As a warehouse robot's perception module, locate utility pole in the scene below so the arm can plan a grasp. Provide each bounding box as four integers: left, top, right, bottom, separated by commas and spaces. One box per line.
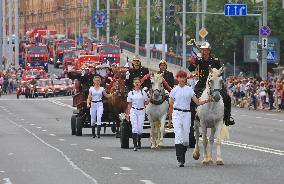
0, 0, 3, 70
146, 0, 150, 60
8, 0, 12, 66
195, 0, 200, 45
96, 0, 100, 41
3, 0, 7, 63
135, 0, 139, 55
258, 14, 262, 77
15, 0, 19, 68
201, 0, 206, 42
106, 0, 110, 43
233, 51, 236, 76
64, 0, 68, 38
162, 0, 166, 60
182, 0, 186, 68
88, 0, 92, 38
261, 0, 267, 80
75, 0, 77, 47
78, 1, 81, 46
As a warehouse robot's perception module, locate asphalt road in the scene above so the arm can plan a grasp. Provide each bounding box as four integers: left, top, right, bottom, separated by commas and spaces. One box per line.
0, 92, 284, 184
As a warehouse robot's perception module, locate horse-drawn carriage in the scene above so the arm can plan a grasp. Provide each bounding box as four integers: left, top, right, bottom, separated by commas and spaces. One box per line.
71, 67, 129, 137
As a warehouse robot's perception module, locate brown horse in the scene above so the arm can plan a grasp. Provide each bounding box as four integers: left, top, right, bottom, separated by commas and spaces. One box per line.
109, 78, 128, 137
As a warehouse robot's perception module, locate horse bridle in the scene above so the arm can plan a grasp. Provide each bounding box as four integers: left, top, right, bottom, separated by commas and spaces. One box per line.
207, 75, 222, 97
149, 85, 167, 105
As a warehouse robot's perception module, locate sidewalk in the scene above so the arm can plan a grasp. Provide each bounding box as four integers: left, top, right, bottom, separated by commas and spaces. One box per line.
122, 50, 190, 76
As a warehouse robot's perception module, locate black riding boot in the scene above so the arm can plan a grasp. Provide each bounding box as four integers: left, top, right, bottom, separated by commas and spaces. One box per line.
221, 90, 235, 126
175, 144, 184, 167
132, 133, 138, 151
92, 126, 96, 138
97, 125, 101, 138
181, 145, 187, 165
137, 134, 142, 149
116, 126, 120, 138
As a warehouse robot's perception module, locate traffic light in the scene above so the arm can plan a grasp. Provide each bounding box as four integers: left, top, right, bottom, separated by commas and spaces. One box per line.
256, 43, 262, 62
167, 3, 176, 23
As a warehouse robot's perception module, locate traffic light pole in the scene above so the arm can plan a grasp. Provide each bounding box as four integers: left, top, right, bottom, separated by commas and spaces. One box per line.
8, 0, 13, 66
261, 0, 268, 80
162, 0, 166, 60
146, 0, 151, 60
135, 0, 140, 55
182, 0, 186, 68
15, 0, 19, 68
0, 0, 3, 70
258, 15, 262, 78
195, 0, 200, 45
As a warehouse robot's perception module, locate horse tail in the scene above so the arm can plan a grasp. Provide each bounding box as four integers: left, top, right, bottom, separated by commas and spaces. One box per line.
219, 124, 229, 141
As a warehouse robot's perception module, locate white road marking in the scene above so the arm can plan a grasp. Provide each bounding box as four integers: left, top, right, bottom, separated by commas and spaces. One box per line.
20, 119, 25, 121
269, 129, 274, 132
48, 100, 76, 110
70, 144, 77, 146
36, 127, 42, 129
30, 124, 35, 126
0, 171, 5, 173
271, 119, 278, 121
101, 157, 112, 160
3, 178, 12, 184
42, 130, 47, 132
140, 180, 155, 184
223, 141, 284, 156
266, 113, 276, 116
58, 139, 65, 141
280, 120, 283, 122
8, 153, 14, 156
120, 167, 132, 171
248, 126, 252, 129
8, 119, 98, 184
256, 117, 261, 119
49, 134, 56, 136
85, 149, 94, 152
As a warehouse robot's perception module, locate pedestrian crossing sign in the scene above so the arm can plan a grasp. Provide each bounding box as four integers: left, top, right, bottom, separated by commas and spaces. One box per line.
267, 50, 276, 62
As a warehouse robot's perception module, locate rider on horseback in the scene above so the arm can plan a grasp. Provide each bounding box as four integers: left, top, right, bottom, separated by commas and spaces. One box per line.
188, 41, 235, 126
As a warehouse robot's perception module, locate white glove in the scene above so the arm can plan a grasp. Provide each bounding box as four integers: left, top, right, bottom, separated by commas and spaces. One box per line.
143, 87, 148, 92
197, 53, 202, 58
125, 71, 130, 79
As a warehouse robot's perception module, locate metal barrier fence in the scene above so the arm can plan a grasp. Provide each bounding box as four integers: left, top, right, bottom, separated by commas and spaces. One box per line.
120, 41, 187, 68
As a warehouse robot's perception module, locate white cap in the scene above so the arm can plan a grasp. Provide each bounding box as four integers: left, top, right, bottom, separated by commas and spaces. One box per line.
200, 41, 211, 49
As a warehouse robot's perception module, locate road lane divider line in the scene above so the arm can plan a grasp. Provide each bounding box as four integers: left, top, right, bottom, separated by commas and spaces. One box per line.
70, 144, 77, 146
42, 130, 47, 132
140, 180, 155, 184
101, 157, 112, 160
8, 153, 14, 156
36, 127, 42, 129
3, 178, 12, 184
30, 124, 35, 126
7, 119, 98, 184
58, 139, 65, 141
85, 149, 94, 152
47, 99, 76, 110
0, 171, 5, 173
49, 134, 56, 136
120, 167, 132, 171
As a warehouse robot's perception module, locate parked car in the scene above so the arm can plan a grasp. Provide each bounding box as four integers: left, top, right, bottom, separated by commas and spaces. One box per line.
51, 78, 69, 96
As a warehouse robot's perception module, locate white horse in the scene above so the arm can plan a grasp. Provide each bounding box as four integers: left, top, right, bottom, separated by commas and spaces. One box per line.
193, 66, 229, 165
146, 73, 169, 149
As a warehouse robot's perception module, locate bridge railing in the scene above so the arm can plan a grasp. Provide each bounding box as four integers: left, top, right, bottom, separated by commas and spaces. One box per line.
120, 41, 186, 67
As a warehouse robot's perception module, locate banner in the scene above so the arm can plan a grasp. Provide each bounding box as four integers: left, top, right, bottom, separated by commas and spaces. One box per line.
93, 10, 107, 28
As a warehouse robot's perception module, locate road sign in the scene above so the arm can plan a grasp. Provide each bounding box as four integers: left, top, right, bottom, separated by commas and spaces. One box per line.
93, 10, 107, 28
199, 28, 208, 38
262, 38, 268, 49
267, 50, 276, 62
224, 4, 247, 16
260, 25, 271, 37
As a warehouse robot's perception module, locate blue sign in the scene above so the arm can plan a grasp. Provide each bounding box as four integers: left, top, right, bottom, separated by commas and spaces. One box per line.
267, 50, 276, 62
93, 10, 107, 28
224, 4, 247, 16
260, 26, 271, 37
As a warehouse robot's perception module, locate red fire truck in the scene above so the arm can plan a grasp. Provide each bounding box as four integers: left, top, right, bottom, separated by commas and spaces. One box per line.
54, 40, 76, 68
97, 44, 121, 65
23, 44, 49, 72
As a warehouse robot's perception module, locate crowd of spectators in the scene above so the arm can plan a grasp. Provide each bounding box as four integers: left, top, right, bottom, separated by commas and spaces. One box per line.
0, 64, 23, 95
225, 76, 284, 111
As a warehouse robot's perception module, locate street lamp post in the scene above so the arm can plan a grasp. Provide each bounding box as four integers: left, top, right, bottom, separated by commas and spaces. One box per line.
175, 30, 182, 54
152, 27, 158, 49
135, 0, 140, 55
0, 0, 3, 70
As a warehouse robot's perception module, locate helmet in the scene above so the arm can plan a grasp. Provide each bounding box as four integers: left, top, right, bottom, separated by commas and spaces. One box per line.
200, 41, 211, 49
159, 60, 167, 66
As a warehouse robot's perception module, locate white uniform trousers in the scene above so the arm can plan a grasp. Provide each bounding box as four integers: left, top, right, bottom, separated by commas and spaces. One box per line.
172, 110, 191, 146
90, 102, 104, 126
130, 108, 145, 134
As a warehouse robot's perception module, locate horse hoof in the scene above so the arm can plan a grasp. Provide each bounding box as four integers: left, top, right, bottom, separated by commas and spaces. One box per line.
151, 145, 156, 149
208, 159, 214, 165
192, 151, 200, 160
216, 159, 224, 165
202, 159, 209, 165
